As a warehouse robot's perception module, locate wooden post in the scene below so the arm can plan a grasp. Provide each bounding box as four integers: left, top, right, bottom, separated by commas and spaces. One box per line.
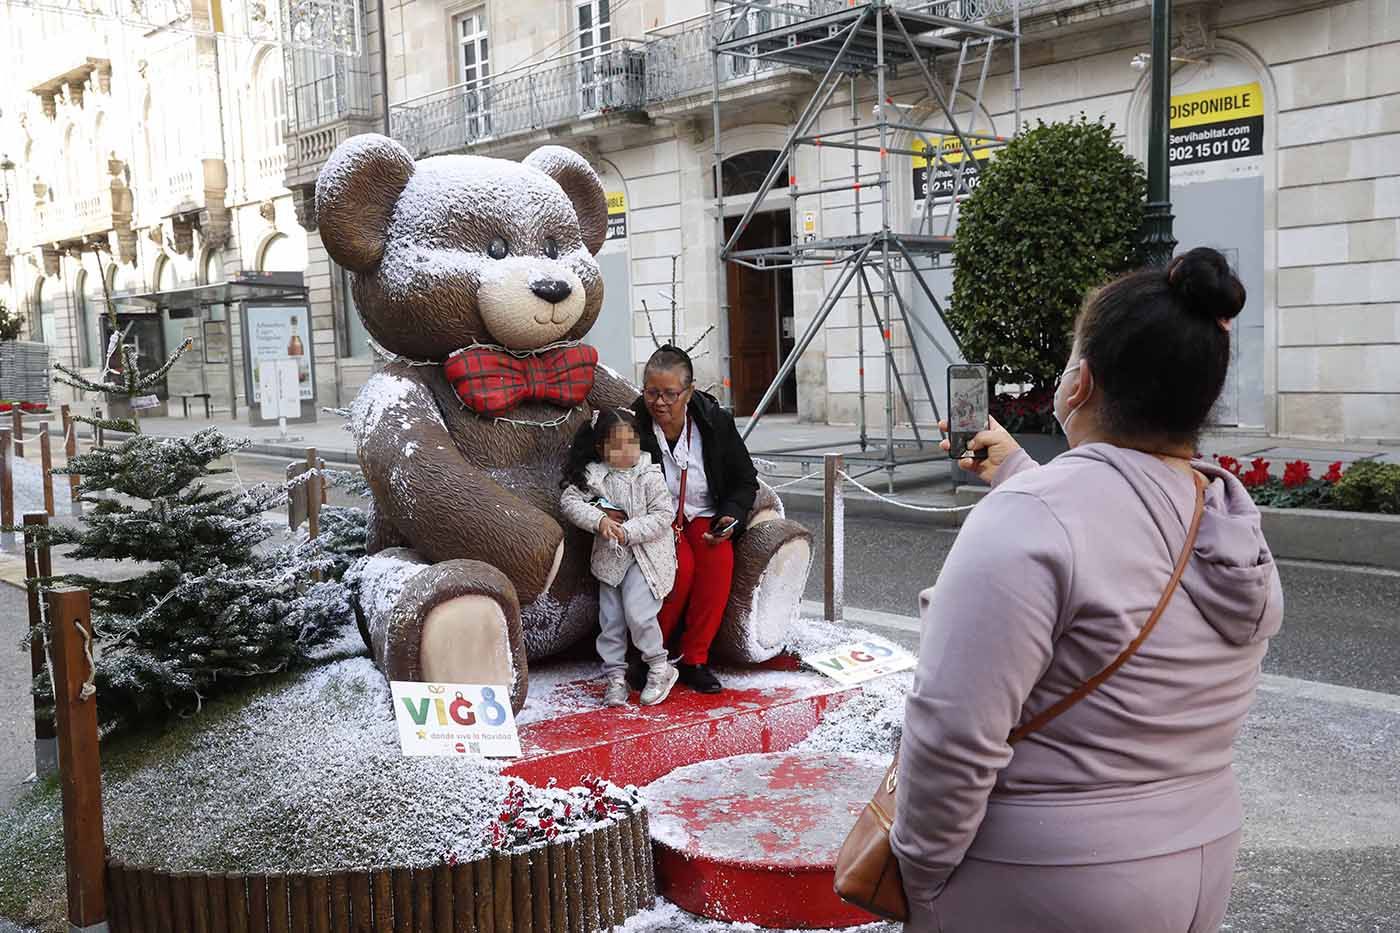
12, 408, 24, 458
471, 857, 493, 933
1, 429, 14, 549
370, 868, 394, 933
348, 871, 373, 933
527, 849, 550, 933
563, 840, 582, 933
546, 844, 566, 933
306, 448, 322, 540
490, 852, 512, 933
328, 872, 351, 933
226, 874, 250, 933
24, 513, 56, 777
509, 854, 530, 933
62, 404, 81, 510
310, 873, 332, 933
48, 585, 107, 931
448, 863, 474, 933
823, 453, 845, 623
413, 868, 433, 933
591, 831, 610, 932
430, 865, 451, 933
39, 420, 54, 516
392, 867, 413, 933
247, 875, 270, 933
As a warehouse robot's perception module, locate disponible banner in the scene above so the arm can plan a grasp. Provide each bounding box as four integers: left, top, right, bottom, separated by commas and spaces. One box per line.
246, 305, 313, 403
1169, 82, 1264, 185
391, 681, 523, 758
606, 191, 628, 240
912, 134, 998, 203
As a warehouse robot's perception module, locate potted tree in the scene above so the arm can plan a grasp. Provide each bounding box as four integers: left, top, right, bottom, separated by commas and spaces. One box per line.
947, 116, 1147, 466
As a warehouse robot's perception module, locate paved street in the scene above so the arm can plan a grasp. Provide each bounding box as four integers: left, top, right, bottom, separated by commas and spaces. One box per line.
2, 454, 1398, 930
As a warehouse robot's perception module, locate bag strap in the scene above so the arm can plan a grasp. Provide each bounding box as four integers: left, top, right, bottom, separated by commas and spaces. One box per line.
1007, 470, 1207, 746
672, 417, 692, 535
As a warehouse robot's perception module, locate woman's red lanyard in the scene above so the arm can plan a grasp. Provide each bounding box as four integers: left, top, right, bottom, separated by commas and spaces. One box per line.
672, 417, 692, 542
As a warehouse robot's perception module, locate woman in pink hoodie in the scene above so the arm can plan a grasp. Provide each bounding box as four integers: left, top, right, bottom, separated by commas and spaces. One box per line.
891, 247, 1284, 932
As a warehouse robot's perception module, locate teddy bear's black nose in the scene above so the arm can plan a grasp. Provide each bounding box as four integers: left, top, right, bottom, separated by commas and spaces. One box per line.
531, 278, 573, 304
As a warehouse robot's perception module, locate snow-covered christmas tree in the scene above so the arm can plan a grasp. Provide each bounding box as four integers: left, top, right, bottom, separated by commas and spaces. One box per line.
18, 249, 356, 727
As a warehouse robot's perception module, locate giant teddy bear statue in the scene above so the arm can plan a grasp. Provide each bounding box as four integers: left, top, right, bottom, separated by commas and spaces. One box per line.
317, 134, 813, 711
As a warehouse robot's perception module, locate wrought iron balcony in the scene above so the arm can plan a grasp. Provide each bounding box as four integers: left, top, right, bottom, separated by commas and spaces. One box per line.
390, 39, 647, 159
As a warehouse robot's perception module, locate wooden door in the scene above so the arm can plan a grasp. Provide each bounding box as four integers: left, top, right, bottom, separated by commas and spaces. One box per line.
726, 211, 789, 417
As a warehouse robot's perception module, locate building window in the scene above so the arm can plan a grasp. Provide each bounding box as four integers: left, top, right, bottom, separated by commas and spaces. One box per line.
259, 233, 305, 272
34, 279, 57, 347
254, 50, 287, 155
338, 264, 371, 358
718, 150, 788, 198
75, 270, 104, 368
455, 9, 491, 138
576, 0, 611, 113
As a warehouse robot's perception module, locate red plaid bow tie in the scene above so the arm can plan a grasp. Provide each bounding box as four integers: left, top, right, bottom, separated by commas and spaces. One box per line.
444, 344, 599, 417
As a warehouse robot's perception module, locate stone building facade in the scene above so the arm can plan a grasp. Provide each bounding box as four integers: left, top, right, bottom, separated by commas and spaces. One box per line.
0, 0, 366, 415
8, 0, 1392, 440
350, 0, 1396, 440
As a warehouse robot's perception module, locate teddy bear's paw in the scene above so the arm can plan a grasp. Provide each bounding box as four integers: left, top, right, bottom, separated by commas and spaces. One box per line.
713, 520, 814, 664
422, 595, 519, 695
366, 555, 530, 712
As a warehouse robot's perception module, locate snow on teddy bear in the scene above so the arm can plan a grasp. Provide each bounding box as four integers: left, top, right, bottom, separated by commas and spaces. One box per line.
317, 134, 813, 711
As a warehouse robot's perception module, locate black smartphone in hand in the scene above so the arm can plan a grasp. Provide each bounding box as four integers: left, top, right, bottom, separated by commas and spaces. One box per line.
947, 363, 990, 461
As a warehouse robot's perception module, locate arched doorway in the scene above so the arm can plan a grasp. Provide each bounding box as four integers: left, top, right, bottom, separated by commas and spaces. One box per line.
720, 149, 795, 416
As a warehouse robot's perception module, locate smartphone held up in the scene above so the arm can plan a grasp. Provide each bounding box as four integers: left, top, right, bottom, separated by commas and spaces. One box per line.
947, 364, 990, 462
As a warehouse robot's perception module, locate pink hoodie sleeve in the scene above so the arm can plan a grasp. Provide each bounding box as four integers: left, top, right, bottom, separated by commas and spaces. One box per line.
989, 447, 1039, 488
890, 488, 1074, 908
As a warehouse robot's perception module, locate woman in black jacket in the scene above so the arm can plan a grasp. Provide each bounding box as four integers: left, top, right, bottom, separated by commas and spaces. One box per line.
629, 345, 759, 693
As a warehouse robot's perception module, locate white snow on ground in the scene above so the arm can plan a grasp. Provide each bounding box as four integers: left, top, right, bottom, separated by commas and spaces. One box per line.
619, 900, 898, 933
101, 652, 513, 872
514, 660, 607, 725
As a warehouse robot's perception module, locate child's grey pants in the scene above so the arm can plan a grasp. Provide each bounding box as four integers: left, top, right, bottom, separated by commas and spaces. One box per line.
597, 562, 667, 675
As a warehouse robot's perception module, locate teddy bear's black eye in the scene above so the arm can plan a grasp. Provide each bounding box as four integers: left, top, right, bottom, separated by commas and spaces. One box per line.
488, 237, 509, 260
543, 238, 560, 260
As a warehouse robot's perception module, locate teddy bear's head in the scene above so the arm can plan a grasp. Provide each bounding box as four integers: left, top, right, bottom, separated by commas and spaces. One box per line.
316, 134, 609, 358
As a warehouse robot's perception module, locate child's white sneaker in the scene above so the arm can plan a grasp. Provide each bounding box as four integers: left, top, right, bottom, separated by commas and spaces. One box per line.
603, 675, 629, 707
640, 661, 679, 706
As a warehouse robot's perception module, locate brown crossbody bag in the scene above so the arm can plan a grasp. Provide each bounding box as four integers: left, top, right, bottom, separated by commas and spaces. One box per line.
834, 472, 1207, 922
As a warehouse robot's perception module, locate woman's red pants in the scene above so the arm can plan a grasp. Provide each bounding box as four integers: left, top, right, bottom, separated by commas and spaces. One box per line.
658, 516, 735, 665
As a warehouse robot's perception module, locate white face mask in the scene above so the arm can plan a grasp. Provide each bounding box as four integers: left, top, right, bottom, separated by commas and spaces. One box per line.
1053, 361, 1085, 439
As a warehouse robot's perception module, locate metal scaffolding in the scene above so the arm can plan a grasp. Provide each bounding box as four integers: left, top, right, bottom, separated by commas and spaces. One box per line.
709, 0, 1022, 487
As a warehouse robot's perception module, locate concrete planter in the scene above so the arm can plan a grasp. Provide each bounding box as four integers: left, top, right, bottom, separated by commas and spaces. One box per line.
1257, 507, 1400, 571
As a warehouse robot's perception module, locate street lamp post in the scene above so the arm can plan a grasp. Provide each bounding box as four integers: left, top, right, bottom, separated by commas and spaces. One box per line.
1142, 0, 1177, 266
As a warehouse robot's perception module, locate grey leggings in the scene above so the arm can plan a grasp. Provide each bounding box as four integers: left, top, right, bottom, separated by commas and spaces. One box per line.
596, 562, 666, 675
907, 830, 1241, 933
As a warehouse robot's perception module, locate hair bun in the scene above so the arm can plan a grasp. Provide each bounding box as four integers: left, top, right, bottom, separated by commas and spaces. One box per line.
1166, 247, 1246, 322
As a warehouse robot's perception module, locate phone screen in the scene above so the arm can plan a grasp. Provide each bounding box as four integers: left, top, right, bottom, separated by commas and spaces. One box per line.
947, 365, 990, 461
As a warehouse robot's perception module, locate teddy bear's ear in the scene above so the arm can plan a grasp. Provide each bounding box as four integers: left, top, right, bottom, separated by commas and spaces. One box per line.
523, 146, 608, 256
316, 134, 415, 273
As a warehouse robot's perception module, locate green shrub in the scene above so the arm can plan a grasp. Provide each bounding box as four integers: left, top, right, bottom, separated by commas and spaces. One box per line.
948, 116, 1147, 391
1332, 461, 1400, 514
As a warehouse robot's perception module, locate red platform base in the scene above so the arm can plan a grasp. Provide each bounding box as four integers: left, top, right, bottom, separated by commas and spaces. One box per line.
645, 752, 886, 929
505, 665, 851, 790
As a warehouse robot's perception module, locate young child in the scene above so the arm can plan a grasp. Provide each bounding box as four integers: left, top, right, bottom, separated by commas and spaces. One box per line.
560, 408, 680, 707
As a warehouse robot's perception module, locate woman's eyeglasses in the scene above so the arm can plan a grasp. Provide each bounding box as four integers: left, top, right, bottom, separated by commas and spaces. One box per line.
643, 388, 687, 404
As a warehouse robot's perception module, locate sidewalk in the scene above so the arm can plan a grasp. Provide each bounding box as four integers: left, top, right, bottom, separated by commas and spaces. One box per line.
37, 402, 1400, 519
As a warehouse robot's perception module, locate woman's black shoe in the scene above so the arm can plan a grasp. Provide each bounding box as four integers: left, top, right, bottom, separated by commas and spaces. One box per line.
677, 663, 723, 694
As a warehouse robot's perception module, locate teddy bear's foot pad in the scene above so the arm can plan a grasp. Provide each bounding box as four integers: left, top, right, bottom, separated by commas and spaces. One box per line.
715, 520, 814, 664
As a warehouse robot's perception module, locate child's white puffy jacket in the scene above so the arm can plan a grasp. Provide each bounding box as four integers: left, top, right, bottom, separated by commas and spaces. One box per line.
559, 453, 677, 600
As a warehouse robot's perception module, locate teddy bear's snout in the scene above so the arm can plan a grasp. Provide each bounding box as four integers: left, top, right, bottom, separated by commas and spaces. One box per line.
530, 278, 573, 305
